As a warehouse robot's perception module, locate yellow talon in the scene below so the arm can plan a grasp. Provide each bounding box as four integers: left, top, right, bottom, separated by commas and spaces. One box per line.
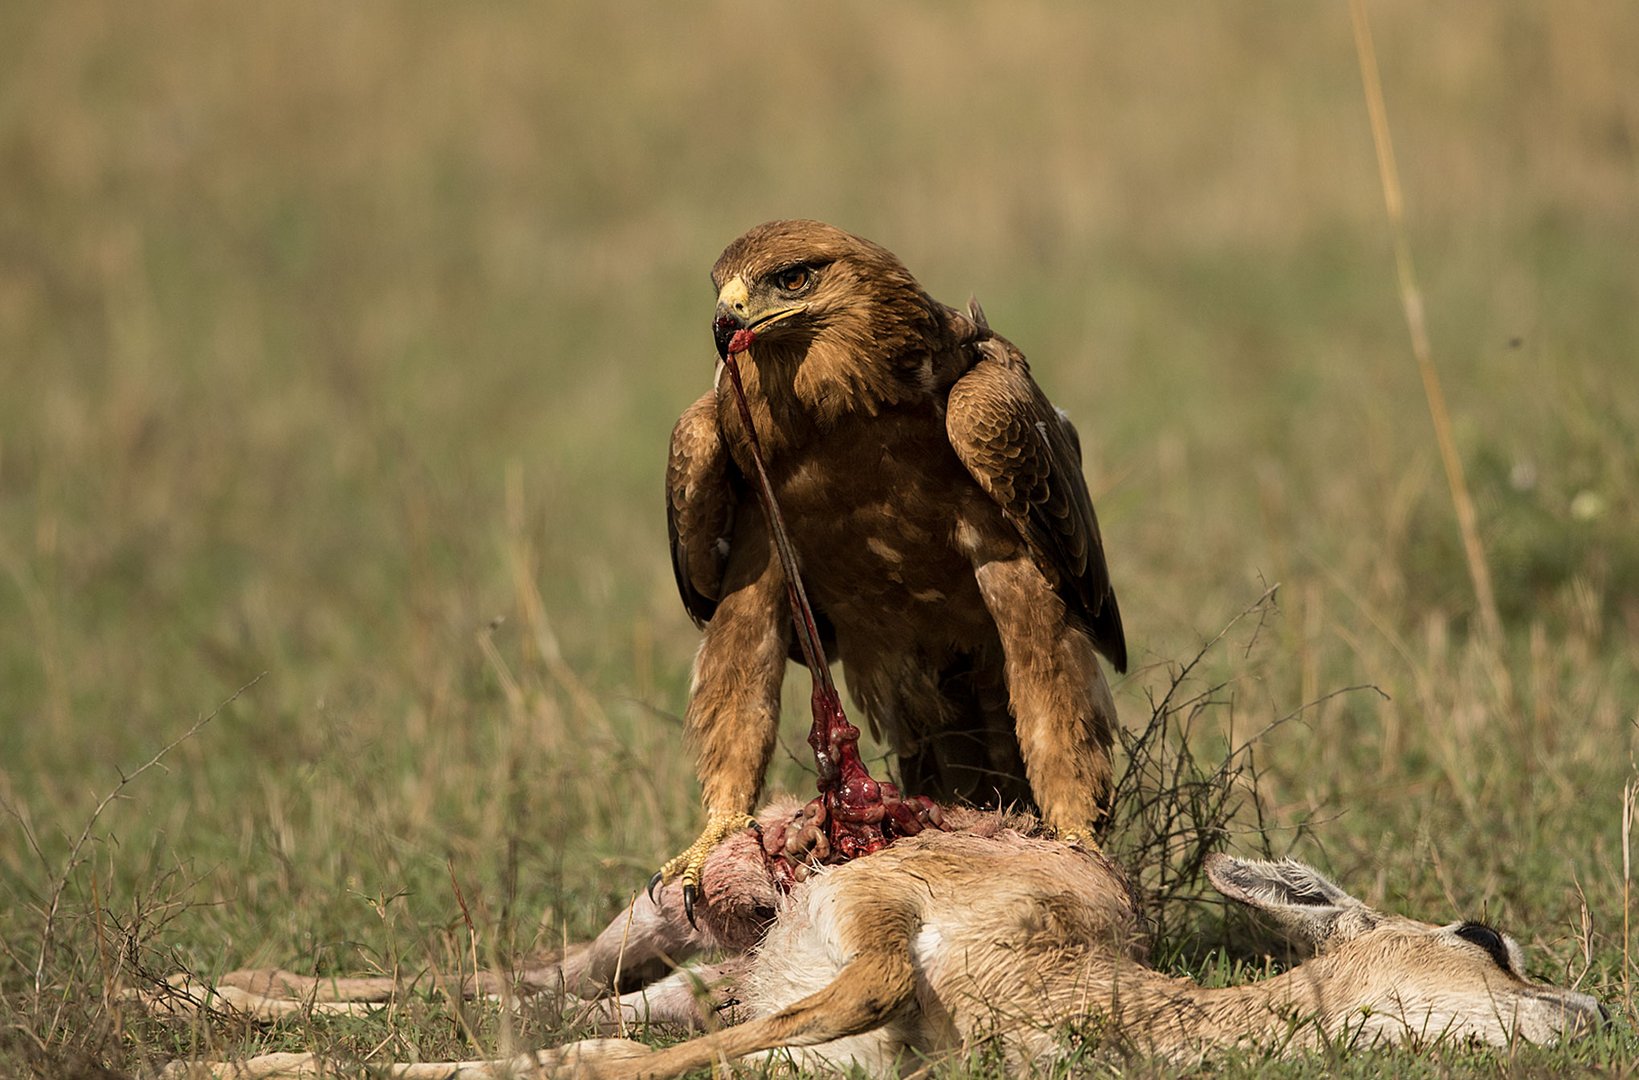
1058, 828, 1101, 851
651, 810, 757, 925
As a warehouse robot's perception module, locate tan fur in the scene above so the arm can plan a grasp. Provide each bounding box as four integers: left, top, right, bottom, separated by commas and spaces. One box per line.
158, 800, 1602, 1077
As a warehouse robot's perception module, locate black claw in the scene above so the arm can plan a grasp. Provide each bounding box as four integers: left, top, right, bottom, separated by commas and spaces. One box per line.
683, 883, 698, 928
647, 872, 663, 905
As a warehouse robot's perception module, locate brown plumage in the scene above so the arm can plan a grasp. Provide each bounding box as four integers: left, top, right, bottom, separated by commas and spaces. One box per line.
668, 220, 1126, 842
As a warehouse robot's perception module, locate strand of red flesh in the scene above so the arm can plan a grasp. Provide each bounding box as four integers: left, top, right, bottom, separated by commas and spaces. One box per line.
721, 329, 942, 864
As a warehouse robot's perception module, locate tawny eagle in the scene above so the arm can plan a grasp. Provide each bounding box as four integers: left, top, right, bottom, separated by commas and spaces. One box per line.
661, 220, 1126, 883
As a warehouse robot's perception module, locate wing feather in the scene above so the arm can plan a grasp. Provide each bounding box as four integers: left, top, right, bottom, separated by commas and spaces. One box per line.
666, 391, 737, 627
946, 339, 1127, 672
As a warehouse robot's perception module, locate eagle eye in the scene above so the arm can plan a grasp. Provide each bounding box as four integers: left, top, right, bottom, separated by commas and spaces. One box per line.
773, 265, 812, 294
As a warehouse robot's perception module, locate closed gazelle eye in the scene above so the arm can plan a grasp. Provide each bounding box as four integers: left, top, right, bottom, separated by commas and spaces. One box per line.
773, 265, 812, 293
1454, 922, 1513, 972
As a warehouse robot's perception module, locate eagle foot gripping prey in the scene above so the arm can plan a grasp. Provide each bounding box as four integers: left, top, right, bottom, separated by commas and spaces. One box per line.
649, 809, 757, 924
653, 320, 950, 921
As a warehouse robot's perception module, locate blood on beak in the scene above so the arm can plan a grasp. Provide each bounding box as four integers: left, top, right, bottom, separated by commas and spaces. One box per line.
713, 313, 750, 359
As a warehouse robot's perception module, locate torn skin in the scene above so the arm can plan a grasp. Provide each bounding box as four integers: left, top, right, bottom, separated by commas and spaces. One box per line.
716, 325, 945, 873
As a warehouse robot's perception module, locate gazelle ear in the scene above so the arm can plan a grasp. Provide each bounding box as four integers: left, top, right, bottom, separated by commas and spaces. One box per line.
1204, 854, 1381, 947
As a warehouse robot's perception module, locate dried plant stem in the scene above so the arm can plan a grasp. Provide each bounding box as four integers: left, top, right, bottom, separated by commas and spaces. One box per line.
1623, 779, 1634, 1012
611, 893, 639, 1039
1348, 0, 1502, 645
32, 673, 265, 994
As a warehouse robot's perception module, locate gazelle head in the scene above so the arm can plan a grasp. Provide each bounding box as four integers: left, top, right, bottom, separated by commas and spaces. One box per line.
1205, 854, 1608, 1048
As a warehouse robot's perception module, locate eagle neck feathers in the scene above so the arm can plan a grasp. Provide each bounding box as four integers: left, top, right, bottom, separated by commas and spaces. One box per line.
720, 288, 974, 451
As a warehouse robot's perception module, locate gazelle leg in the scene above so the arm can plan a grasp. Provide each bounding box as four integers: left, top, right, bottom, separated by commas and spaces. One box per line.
598, 928, 919, 1079
520, 879, 713, 997
571, 959, 749, 1033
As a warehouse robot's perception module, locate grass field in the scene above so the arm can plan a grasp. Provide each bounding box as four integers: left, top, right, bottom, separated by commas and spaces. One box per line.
3, 2, 1638, 1075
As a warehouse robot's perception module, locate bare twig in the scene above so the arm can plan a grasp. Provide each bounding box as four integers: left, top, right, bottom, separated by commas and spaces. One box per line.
1348, 0, 1502, 644
1110, 589, 1279, 940
1144, 583, 1281, 732
1110, 588, 1383, 954
33, 673, 265, 995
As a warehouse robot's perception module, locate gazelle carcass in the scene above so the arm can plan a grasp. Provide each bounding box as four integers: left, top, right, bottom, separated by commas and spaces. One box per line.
158, 797, 1604, 1078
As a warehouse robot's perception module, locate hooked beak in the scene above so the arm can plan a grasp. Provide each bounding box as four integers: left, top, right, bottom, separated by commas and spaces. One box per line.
713, 275, 807, 359
712, 312, 748, 360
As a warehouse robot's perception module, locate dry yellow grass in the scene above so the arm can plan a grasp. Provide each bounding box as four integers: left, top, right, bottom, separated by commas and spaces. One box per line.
1, 3, 1636, 1075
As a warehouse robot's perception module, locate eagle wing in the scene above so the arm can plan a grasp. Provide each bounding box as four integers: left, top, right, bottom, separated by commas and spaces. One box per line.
666, 390, 737, 627
945, 337, 1128, 672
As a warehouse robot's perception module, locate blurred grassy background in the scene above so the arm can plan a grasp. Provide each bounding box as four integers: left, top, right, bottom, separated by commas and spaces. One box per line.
2, 2, 1637, 1075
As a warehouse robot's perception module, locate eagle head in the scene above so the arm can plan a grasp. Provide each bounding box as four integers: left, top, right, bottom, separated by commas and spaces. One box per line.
709, 220, 932, 369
